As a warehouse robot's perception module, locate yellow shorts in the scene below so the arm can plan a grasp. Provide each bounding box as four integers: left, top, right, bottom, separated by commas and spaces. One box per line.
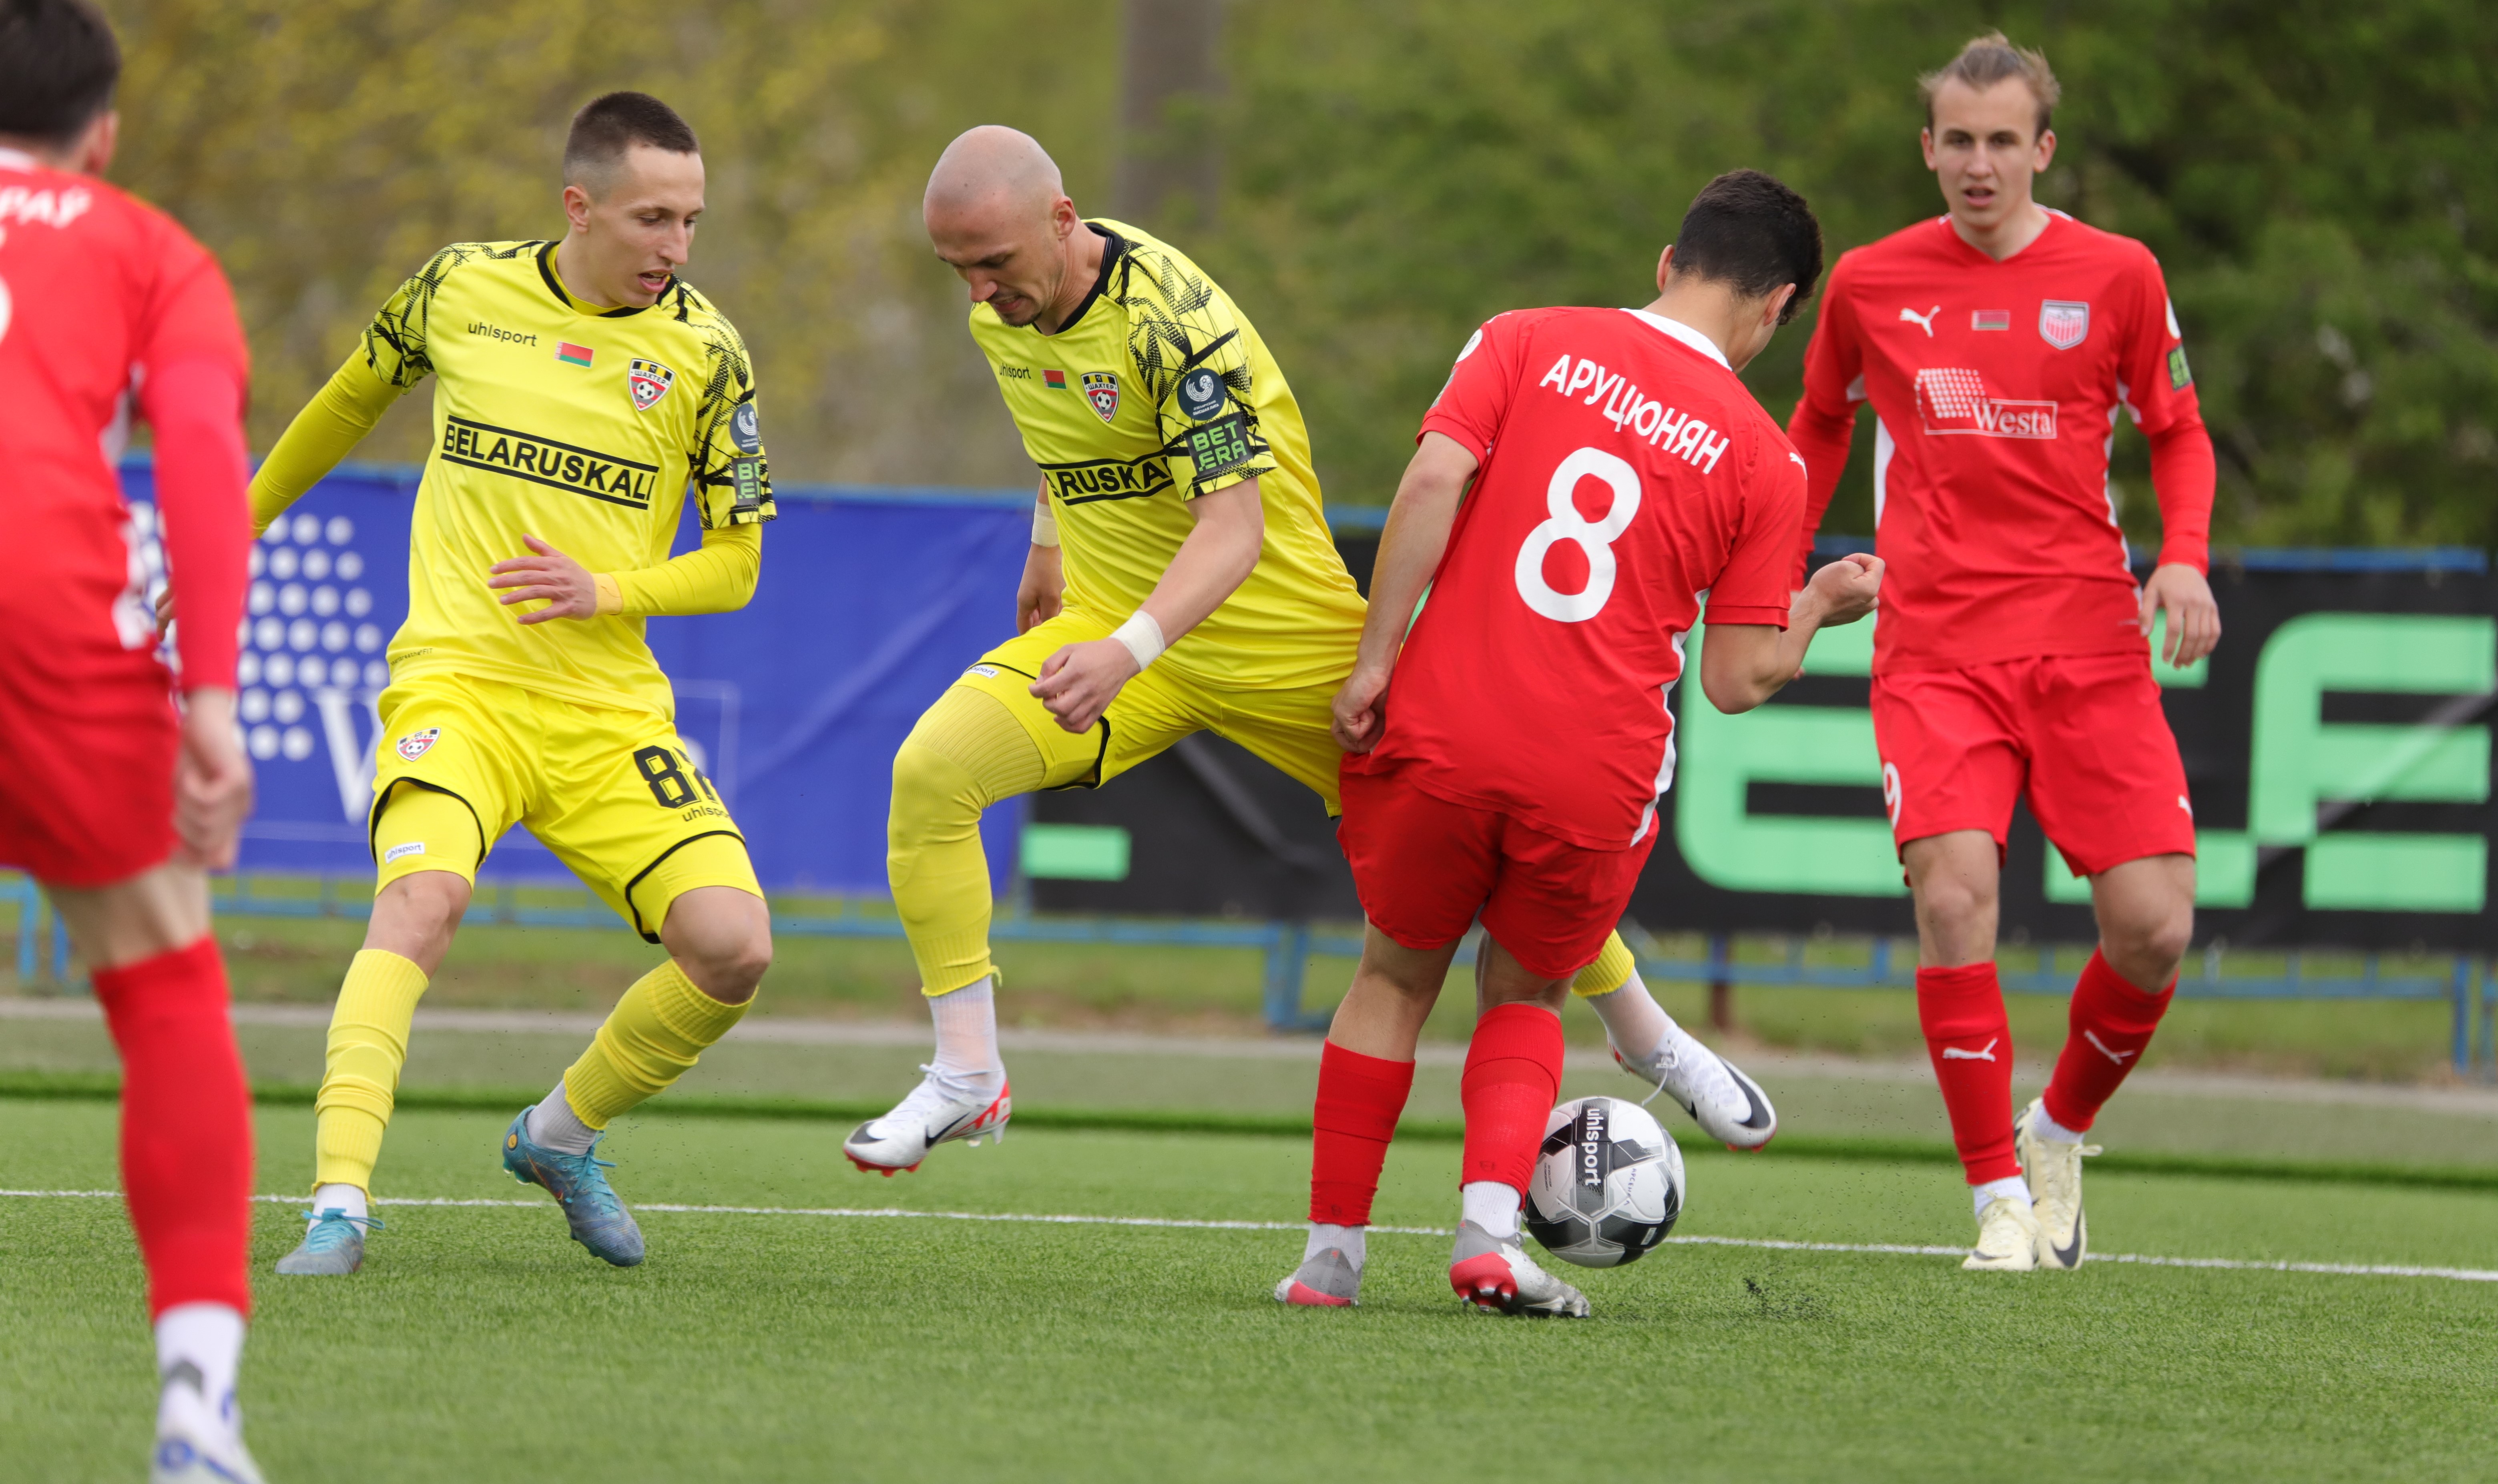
366, 674, 761, 942
960, 610, 1350, 811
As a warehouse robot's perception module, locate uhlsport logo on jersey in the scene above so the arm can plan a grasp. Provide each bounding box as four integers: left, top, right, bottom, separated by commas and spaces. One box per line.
2038, 299, 2091, 349
628, 358, 675, 411
396, 728, 440, 761
1081, 371, 1120, 423
1916, 367, 2057, 439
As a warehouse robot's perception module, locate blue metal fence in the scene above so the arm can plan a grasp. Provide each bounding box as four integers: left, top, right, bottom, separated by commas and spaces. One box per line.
6, 872, 2488, 1077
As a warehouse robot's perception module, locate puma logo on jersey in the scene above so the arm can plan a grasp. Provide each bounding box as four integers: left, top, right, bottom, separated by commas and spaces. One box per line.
2084, 1031, 2137, 1065
1899, 305, 1940, 336
1941, 1040, 1998, 1062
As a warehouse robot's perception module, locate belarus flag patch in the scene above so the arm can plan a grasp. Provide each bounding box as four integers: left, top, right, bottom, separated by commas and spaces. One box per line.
557, 342, 594, 367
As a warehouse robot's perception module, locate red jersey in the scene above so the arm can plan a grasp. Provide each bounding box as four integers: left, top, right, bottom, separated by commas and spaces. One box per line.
1352, 307, 1803, 851
0, 149, 250, 689
1788, 212, 2210, 675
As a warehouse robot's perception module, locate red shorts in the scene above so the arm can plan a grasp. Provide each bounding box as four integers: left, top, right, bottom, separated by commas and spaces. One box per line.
1338, 763, 1652, 980
1871, 650, 2195, 878
0, 514, 180, 887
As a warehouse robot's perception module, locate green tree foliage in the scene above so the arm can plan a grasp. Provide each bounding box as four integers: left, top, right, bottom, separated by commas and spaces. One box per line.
1216, 1, 2498, 549
99, 2, 2495, 549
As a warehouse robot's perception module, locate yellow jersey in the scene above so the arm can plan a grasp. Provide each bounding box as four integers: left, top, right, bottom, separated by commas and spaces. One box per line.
969, 219, 1365, 689
341, 239, 773, 717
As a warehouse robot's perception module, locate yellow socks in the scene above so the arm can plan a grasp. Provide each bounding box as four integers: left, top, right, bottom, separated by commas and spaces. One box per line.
313, 949, 430, 1191
887, 686, 1045, 995
560, 961, 751, 1128
1571, 931, 1639, 999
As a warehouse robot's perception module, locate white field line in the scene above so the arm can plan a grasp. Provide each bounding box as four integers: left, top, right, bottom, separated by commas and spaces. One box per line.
7, 1188, 2495, 1284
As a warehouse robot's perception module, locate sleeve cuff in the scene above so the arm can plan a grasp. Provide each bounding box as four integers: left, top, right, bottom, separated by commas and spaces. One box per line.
1702, 604, 1791, 628
1416, 413, 1489, 463
594, 573, 624, 616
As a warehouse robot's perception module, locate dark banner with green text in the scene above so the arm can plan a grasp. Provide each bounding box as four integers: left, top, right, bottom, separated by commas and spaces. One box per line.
1030, 554, 2494, 953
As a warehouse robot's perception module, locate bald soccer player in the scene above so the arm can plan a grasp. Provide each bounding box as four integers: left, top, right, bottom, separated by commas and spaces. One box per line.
844, 127, 1774, 1186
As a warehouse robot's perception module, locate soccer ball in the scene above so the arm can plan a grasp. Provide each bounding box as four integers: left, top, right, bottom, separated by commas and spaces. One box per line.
1524, 1096, 1685, 1268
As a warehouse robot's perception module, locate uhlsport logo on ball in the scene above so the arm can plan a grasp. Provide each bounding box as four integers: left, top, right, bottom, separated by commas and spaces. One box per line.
1524, 1097, 1685, 1268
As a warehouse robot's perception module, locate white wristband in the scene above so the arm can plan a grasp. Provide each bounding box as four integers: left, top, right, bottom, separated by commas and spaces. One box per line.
1031, 502, 1060, 548
1111, 611, 1166, 671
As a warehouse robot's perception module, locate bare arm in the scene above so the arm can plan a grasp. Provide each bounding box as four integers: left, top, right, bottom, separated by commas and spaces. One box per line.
1018, 481, 1065, 634
1029, 478, 1266, 732
1333, 432, 1479, 752
1699, 552, 1884, 714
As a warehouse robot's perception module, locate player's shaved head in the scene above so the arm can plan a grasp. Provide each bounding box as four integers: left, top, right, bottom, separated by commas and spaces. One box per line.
924, 126, 1102, 333
924, 126, 1065, 232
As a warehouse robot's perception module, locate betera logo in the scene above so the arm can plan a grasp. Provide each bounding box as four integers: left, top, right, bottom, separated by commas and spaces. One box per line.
1916, 368, 2057, 439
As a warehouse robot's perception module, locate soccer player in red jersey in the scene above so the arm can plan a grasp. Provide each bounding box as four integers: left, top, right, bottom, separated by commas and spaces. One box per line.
1786, 33, 2222, 1273
1275, 172, 1882, 1316
0, 3, 265, 1477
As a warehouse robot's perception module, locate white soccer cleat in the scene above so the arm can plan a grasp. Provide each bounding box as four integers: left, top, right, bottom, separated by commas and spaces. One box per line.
1614, 1025, 1778, 1150
1448, 1219, 1590, 1318
2016, 1097, 2100, 1271
1962, 1195, 2042, 1272
1273, 1247, 1363, 1308
842, 1065, 1011, 1175
151, 1370, 267, 1484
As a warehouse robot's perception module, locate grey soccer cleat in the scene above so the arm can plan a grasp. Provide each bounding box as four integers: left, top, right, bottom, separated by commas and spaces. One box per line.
1448, 1219, 1590, 1318
1274, 1247, 1362, 1308
273, 1206, 381, 1275
502, 1108, 645, 1267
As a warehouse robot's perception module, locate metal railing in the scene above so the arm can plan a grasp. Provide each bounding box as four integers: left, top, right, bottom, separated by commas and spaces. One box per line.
7, 872, 2489, 1077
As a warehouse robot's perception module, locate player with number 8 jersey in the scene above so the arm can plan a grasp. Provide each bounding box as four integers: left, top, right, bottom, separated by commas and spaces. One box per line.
1277, 172, 1882, 1316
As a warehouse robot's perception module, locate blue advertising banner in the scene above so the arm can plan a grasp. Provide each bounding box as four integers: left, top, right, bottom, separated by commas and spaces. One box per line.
120, 461, 1033, 897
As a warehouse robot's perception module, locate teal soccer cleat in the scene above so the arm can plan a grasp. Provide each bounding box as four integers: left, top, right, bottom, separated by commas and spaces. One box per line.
502, 1108, 646, 1267
273, 1206, 382, 1276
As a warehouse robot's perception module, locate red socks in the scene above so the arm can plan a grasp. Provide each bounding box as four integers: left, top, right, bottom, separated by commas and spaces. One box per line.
1459, 1003, 1564, 1195
2042, 949, 2173, 1133
92, 936, 253, 1319
1916, 963, 2019, 1185
1308, 1041, 1416, 1225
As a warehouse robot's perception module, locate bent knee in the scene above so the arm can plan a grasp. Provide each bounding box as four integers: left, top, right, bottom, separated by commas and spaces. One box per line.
2105, 904, 2193, 979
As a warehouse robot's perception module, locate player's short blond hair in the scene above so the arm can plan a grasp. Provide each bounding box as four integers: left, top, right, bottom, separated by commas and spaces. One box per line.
1920, 31, 2060, 140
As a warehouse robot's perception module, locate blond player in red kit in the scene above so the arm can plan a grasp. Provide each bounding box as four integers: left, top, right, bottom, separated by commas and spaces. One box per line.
0, 2, 267, 1477
1275, 171, 1881, 1316
1787, 33, 2222, 1273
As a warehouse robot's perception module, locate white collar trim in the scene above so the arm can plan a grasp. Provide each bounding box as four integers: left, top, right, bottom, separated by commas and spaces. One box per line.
0, 146, 42, 172
1622, 309, 1731, 370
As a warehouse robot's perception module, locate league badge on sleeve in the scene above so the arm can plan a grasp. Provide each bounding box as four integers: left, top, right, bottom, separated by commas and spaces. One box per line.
1082, 371, 1120, 424
1177, 367, 1227, 421
732, 401, 761, 453
628, 358, 676, 411
396, 728, 440, 761
2038, 300, 2090, 350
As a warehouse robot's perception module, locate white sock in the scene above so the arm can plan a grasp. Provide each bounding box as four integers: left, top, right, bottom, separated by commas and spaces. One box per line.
1584, 968, 1671, 1066
155, 1302, 244, 1425
1303, 1221, 1365, 1270
2030, 1101, 2087, 1144
1460, 1181, 1522, 1241
526, 1079, 599, 1155
307, 1183, 367, 1228
1973, 1176, 2033, 1219
929, 977, 1005, 1096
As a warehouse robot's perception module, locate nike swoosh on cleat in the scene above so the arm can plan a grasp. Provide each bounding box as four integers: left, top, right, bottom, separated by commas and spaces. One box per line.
2050, 1205, 2084, 1268
1724, 1063, 1775, 1131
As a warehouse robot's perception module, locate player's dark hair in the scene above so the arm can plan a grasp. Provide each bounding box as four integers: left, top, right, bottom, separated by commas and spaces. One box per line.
1666, 169, 1823, 326
1921, 31, 2060, 139
0, 0, 121, 147
563, 90, 700, 189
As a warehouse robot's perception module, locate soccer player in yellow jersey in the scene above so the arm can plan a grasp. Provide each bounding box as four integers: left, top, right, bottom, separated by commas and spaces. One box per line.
239, 93, 777, 1273
848, 126, 1779, 1175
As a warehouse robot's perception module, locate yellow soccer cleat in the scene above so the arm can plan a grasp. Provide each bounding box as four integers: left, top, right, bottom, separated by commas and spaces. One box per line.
2016, 1097, 2101, 1271
1962, 1195, 2042, 1272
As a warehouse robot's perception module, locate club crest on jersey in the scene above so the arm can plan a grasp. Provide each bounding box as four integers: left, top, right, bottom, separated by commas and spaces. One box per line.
2038, 300, 2090, 350
396, 728, 440, 761
1082, 371, 1120, 423
628, 358, 675, 412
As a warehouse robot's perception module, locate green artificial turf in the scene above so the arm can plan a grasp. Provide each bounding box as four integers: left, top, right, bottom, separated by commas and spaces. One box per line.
4, 1099, 2494, 1482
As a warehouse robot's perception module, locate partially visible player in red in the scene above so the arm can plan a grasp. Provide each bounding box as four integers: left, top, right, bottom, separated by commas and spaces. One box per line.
1786, 33, 2221, 1274
1274, 171, 1881, 1317
0, 2, 265, 1478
